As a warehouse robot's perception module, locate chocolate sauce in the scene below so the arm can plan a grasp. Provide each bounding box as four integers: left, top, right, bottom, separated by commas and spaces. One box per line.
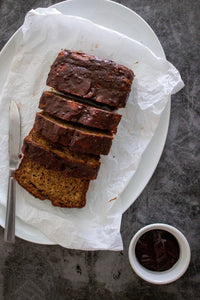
135, 229, 180, 271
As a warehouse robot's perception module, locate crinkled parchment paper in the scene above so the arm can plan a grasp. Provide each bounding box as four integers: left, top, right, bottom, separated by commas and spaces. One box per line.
0, 8, 184, 250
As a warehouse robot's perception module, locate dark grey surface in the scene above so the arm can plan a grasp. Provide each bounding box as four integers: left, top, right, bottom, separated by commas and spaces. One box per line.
0, 0, 199, 299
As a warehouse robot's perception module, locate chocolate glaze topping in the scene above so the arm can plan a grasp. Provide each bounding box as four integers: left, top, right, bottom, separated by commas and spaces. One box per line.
135, 229, 180, 272
46, 50, 134, 108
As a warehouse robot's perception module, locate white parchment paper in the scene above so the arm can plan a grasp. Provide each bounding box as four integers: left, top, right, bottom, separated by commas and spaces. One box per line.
0, 8, 184, 250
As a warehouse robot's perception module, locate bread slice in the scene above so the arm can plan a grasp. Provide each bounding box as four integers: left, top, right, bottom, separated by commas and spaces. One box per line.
39, 91, 121, 133
22, 129, 100, 180
13, 156, 89, 208
33, 112, 113, 155
46, 50, 134, 108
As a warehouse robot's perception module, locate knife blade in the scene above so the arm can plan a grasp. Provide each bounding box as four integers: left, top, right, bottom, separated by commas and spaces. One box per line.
4, 100, 21, 243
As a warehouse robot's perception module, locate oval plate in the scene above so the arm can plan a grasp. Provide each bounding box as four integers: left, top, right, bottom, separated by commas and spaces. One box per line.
0, 0, 170, 244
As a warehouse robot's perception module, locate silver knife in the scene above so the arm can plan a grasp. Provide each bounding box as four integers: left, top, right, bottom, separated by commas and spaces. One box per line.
4, 100, 21, 243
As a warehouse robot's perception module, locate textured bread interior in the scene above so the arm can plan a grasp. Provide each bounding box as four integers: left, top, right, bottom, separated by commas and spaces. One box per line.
41, 112, 112, 138
30, 130, 100, 166
14, 156, 89, 208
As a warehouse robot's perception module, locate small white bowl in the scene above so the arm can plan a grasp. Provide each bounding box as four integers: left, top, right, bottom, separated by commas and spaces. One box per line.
128, 223, 191, 284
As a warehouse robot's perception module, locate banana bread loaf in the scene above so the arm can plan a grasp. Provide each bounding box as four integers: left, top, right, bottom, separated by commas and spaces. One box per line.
33, 112, 113, 155
46, 50, 134, 108
39, 91, 121, 133
22, 129, 100, 180
14, 156, 89, 208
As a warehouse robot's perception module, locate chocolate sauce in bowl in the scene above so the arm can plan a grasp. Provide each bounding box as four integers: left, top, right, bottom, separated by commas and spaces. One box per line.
135, 229, 180, 271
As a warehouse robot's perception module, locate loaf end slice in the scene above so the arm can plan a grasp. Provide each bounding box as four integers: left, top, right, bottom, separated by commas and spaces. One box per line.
13, 156, 89, 208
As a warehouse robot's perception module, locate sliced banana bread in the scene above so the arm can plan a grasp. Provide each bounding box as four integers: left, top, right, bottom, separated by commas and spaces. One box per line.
33, 112, 113, 155
46, 50, 134, 108
13, 156, 89, 208
39, 91, 121, 133
22, 129, 100, 180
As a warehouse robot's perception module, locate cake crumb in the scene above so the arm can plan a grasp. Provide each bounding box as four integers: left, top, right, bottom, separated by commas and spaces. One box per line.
109, 196, 117, 202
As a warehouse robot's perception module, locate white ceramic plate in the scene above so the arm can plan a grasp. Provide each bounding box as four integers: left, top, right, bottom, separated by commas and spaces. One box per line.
0, 0, 170, 244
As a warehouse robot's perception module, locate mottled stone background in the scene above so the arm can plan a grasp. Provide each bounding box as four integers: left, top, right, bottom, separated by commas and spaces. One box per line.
0, 0, 199, 299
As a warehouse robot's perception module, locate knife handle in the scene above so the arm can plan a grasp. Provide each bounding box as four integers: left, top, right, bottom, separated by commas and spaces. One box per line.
4, 176, 16, 243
